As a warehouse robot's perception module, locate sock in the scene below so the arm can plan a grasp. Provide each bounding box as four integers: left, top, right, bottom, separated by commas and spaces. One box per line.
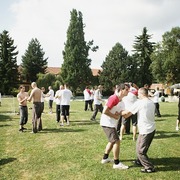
114, 159, 119, 165
103, 154, 109, 159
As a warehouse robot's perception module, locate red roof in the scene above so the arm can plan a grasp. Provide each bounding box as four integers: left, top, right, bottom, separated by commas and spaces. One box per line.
150, 83, 164, 90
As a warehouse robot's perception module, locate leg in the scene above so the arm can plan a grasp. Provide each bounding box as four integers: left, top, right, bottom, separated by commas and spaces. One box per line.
91, 104, 98, 120
136, 130, 155, 170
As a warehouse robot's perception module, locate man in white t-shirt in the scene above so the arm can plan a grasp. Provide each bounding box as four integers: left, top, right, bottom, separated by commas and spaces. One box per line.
47, 86, 54, 113
100, 83, 129, 170
122, 87, 156, 173
59, 84, 72, 126
83, 86, 93, 111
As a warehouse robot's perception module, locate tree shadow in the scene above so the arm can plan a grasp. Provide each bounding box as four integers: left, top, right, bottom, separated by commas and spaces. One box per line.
40, 127, 86, 133
154, 131, 180, 139
0, 114, 12, 122
0, 158, 17, 166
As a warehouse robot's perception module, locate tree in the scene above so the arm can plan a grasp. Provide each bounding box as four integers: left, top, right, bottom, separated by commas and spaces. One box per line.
132, 27, 155, 86
61, 9, 98, 94
151, 27, 180, 84
0, 30, 19, 95
99, 42, 129, 92
21, 38, 48, 82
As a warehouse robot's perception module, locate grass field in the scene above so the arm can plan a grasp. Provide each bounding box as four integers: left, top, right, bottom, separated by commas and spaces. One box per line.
0, 98, 180, 180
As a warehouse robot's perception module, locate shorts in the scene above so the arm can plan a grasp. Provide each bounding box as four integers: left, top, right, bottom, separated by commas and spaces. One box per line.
49, 100, 53, 108
61, 105, 70, 116
122, 113, 137, 126
102, 126, 119, 143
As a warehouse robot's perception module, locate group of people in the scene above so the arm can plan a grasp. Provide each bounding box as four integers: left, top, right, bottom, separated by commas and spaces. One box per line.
17, 83, 72, 133
100, 83, 156, 173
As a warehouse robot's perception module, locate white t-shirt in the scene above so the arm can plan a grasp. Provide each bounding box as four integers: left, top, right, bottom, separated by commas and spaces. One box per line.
55, 90, 62, 105
83, 89, 91, 101
48, 89, 54, 100
100, 101, 125, 128
94, 89, 102, 105
128, 98, 156, 134
122, 92, 137, 108
60, 89, 72, 105
153, 91, 160, 103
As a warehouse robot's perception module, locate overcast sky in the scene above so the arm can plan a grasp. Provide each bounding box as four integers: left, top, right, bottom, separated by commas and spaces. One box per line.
0, 0, 180, 68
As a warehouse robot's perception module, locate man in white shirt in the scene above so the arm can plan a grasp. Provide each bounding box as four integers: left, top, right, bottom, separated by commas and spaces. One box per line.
122, 87, 156, 173
100, 83, 129, 170
59, 84, 72, 126
83, 86, 93, 111
47, 86, 54, 113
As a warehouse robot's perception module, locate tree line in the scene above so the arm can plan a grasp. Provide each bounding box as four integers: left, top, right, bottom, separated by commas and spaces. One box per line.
0, 9, 180, 95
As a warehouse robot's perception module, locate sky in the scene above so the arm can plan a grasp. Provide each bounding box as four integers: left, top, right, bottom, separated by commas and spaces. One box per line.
0, 0, 180, 68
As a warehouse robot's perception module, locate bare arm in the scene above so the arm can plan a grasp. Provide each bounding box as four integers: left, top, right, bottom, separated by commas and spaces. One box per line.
121, 110, 133, 119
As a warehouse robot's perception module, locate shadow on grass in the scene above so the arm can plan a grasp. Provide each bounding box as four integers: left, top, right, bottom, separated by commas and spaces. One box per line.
0, 158, 17, 166
154, 131, 180, 139
161, 114, 177, 117
40, 127, 86, 133
0, 114, 12, 122
152, 157, 180, 171
71, 120, 99, 126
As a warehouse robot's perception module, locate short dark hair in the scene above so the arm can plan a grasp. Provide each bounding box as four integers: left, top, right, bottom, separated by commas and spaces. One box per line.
116, 83, 126, 92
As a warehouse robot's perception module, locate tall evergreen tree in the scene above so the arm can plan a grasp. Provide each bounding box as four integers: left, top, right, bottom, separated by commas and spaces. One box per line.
133, 27, 155, 86
0, 30, 18, 95
151, 27, 180, 84
21, 38, 48, 82
61, 9, 98, 94
99, 43, 129, 92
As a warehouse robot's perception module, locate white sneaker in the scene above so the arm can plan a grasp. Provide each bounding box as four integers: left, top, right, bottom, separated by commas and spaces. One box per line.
113, 162, 129, 169
101, 158, 112, 164
176, 126, 179, 131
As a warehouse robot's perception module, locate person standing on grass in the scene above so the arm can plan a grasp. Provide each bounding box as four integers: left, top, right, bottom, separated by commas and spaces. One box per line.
90, 85, 103, 121
121, 87, 156, 173
17, 85, 29, 132
55, 85, 64, 123
46, 86, 54, 114
83, 86, 93, 111
176, 92, 180, 131
59, 84, 73, 126
100, 83, 129, 170
27, 82, 42, 133
40, 87, 46, 114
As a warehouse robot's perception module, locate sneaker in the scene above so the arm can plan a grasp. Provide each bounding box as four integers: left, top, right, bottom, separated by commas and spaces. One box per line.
113, 162, 129, 169
90, 117, 95, 121
133, 159, 142, 166
141, 168, 155, 173
176, 126, 179, 131
101, 158, 113, 164
60, 123, 64, 126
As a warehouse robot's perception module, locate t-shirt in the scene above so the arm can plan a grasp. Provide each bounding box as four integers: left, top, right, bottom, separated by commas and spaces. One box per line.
100, 94, 124, 128
94, 89, 102, 105
128, 98, 156, 134
55, 90, 62, 105
60, 89, 72, 105
83, 89, 91, 101
48, 89, 54, 100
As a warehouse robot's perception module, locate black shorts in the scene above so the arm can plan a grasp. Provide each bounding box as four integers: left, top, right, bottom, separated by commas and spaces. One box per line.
61, 105, 70, 116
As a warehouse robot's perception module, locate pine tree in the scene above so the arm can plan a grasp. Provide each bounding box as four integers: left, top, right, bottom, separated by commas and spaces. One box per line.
99, 42, 129, 92
61, 9, 98, 94
0, 30, 18, 95
133, 27, 155, 86
21, 38, 48, 82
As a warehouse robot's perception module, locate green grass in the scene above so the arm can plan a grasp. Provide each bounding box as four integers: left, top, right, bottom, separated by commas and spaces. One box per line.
0, 98, 180, 180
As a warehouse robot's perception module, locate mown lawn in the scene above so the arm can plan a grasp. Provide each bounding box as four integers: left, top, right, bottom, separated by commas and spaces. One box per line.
0, 98, 180, 180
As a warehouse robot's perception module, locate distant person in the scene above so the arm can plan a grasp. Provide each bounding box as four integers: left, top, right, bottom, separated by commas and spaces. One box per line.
40, 87, 46, 114
59, 84, 73, 126
27, 82, 42, 133
122, 87, 156, 173
151, 87, 161, 117
17, 85, 29, 132
176, 93, 180, 131
100, 84, 129, 170
83, 86, 93, 111
90, 87, 95, 110
55, 85, 64, 123
90, 85, 103, 121
47, 86, 54, 113
0, 92, 1, 106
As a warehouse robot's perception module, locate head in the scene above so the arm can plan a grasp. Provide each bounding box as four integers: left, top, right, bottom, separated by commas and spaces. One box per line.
115, 83, 129, 100
138, 87, 148, 99
19, 85, 25, 92
41, 87, 45, 92
31, 82, 37, 89
59, 85, 64, 90
144, 84, 149, 89
48, 86, 52, 90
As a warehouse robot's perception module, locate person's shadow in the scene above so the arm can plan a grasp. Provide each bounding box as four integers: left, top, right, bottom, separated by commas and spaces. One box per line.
0, 158, 17, 166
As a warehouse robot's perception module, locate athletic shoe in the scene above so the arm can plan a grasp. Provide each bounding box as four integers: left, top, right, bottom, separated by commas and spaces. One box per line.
90, 117, 95, 121
176, 126, 179, 131
101, 158, 113, 164
133, 159, 142, 166
141, 168, 155, 173
113, 162, 129, 169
